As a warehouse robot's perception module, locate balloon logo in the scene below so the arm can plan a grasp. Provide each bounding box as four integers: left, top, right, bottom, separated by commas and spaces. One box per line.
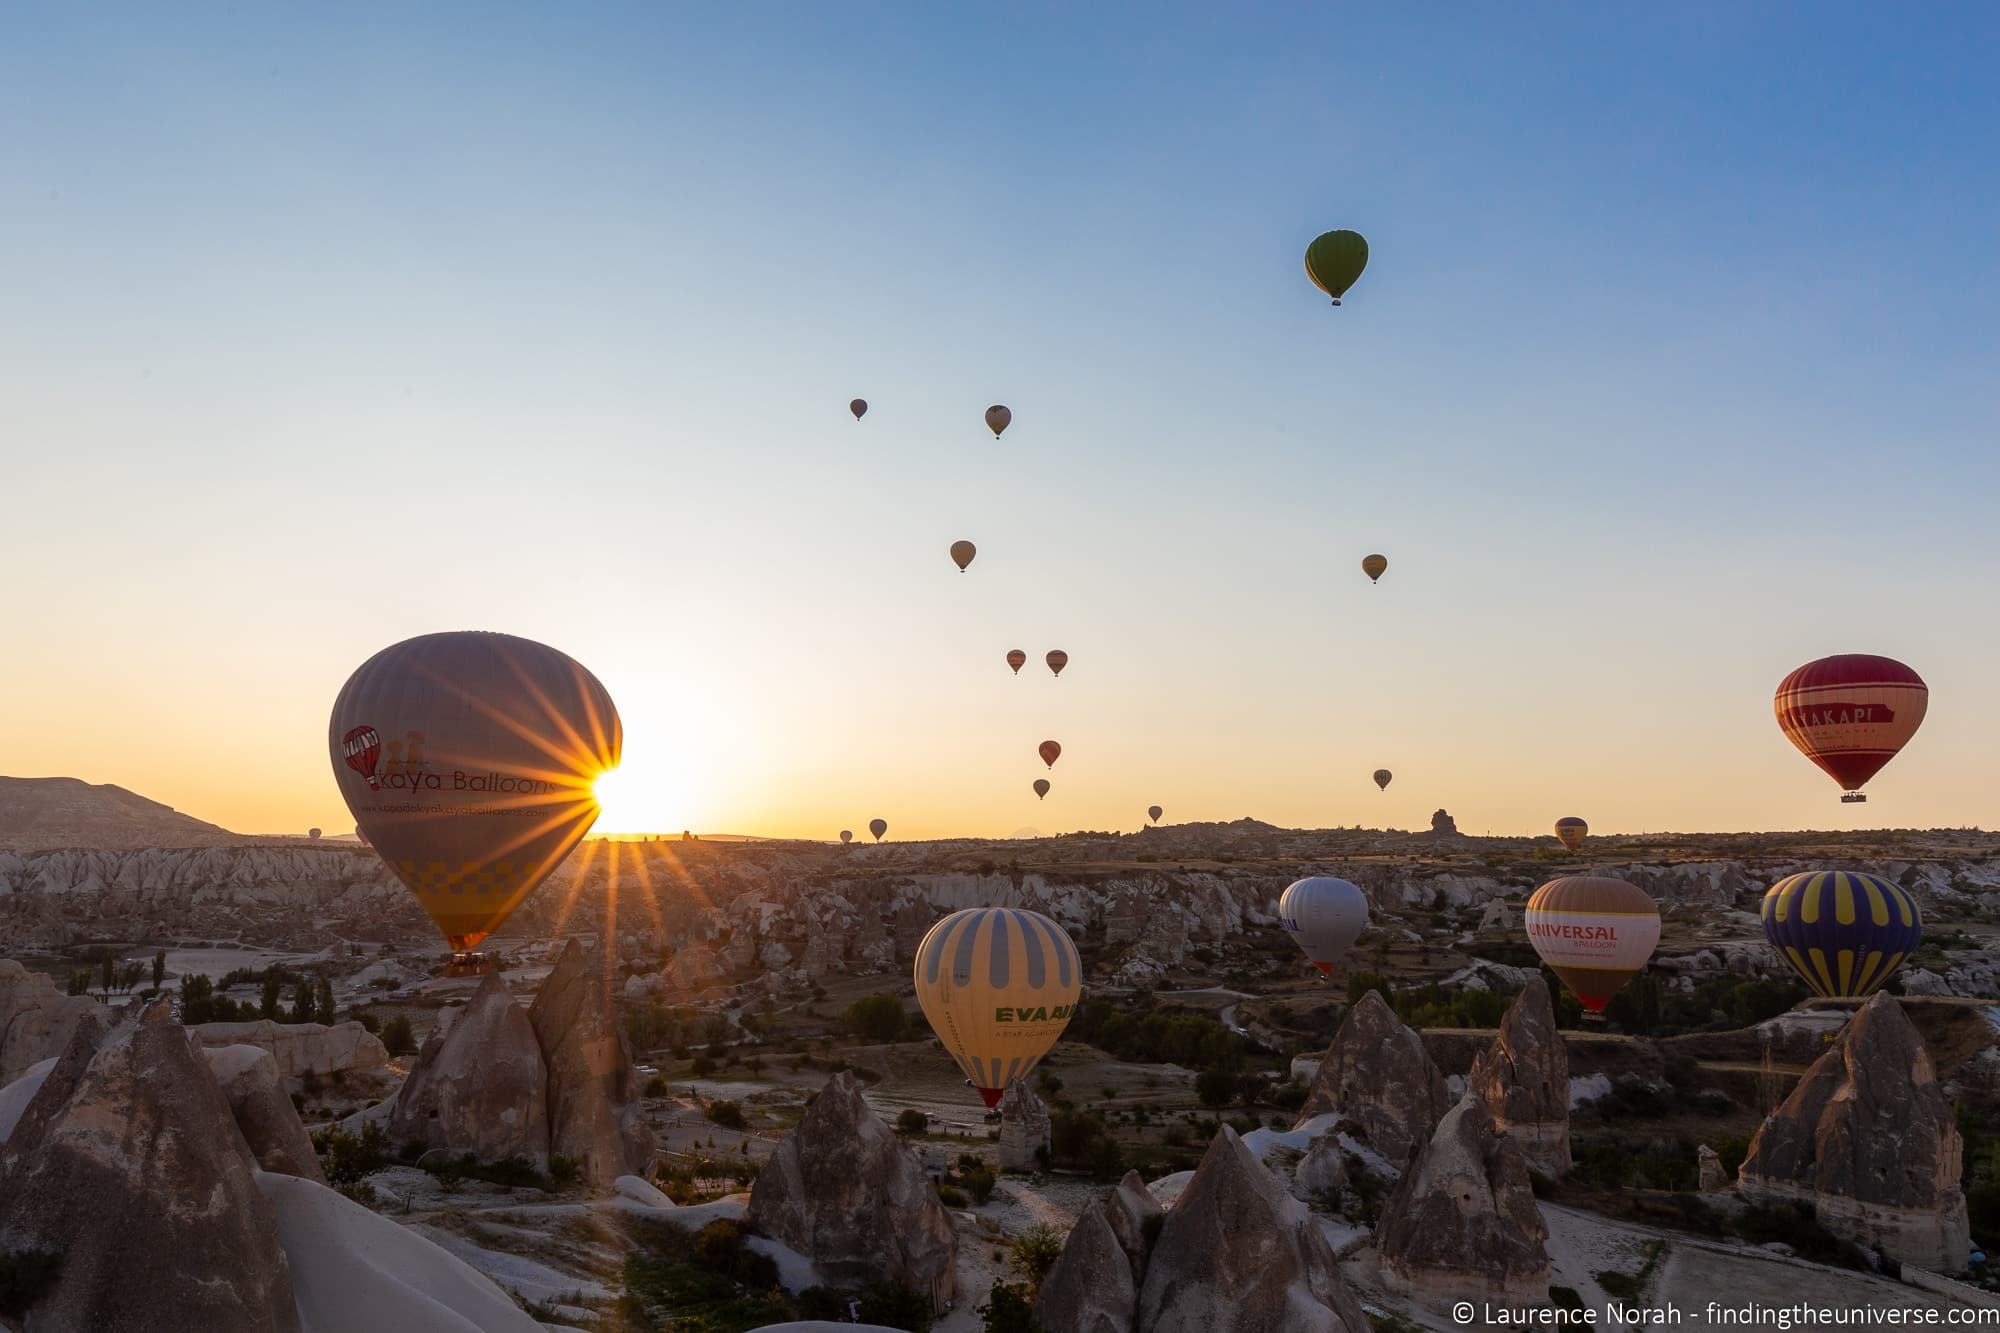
1046, 650, 1067, 678
1362, 554, 1387, 583
1038, 740, 1061, 768
1761, 871, 1921, 999
1006, 649, 1027, 675
342, 726, 383, 790
914, 907, 1081, 1107
850, 399, 867, 421
1305, 230, 1369, 306
951, 540, 977, 572
1775, 654, 1928, 802
839, 829, 853, 845
985, 405, 1012, 438
1525, 876, 1661, 1013
1033, 778, 1050, 800
1554, 817, 1588, 851
1147, 805, 1163, 824
330, 631, 620, 955
1372, 769, 1392, 791
1278, 877, 1370, 975
869, 818, 888, 842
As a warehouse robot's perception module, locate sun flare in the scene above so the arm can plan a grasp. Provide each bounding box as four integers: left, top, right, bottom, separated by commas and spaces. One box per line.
590, 761, 687, 836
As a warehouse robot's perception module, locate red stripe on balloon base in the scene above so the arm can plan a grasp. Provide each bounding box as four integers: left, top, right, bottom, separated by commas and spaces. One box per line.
977, 1086, 1003, 1109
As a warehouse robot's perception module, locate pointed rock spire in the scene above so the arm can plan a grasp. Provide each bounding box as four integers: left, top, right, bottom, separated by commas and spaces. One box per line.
1466, 974, 1571, 1176
390, 968, 549, 1168
528, 939, 654, 1185
1295, 988, 1449, 1169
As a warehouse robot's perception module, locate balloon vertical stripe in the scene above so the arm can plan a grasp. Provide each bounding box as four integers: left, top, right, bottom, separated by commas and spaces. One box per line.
1761, 871, 1920, 998
913, 907, 1081, 1109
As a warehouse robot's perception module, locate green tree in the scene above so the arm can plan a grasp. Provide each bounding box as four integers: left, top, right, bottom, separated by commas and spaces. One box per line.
380, 1015, 417, 1056
896, 1108, 929, 1136
99, 953, 115, 996
315, 977, 336, 1025
1195, 1068, 1237, 1108
289, 982, 314, 1024
152, 949, 166, 990
978, 1282, 1044, 1333
843, 993, 909, 1043
856, 1280, 932, 1332
261, 974, 283, 1020
1008, 1223, 1064, 1299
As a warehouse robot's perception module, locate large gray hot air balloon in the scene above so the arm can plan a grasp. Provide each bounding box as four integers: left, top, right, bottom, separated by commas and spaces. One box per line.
1278, 876, 1370, 976
329, 631, 620, 957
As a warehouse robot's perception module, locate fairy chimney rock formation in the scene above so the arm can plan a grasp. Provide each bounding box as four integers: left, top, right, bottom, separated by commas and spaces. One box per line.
1376, 1093, 1551, 1311
1295, 988, 1451, 1169
1466, 974, 1572, 1176
748, 1070, 958, 1310
1136, 1126, 1369, 1333
0, 958, 110, 1085
1035, 1204, 1142, 1333
528, 939, 656, 1185
389, 969, 549, 1168
1698, 1144, 1728, 1193
998, 1077, 1052, 1171
1738, 991, 1970, 1272
204, 1044, 327, 1183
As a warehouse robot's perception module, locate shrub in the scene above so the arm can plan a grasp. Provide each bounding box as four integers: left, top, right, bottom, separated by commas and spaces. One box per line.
312, 1121, 392, 1186
963, 1163, 998, 1204
979, 1282, 1044, 1333
798, 1286, 847, 1320
380, 1015, 416, 1057
1009, 1223, 1065, 1297
1195, 1068, 1237, 1108
844, 993, 909, 1043
706, 1100, 747, 1130
857, 1279, 932, 1332
937, 1184, 969, 1207
897, 1108, 930, 1136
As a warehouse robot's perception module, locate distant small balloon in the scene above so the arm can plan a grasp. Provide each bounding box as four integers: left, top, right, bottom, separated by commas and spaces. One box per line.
950, 540, 976, 572
869, 818, 888, 842
1554, 817, 1588, 851
1033, 778, 1050, 800
839, 829, 853, 845
850, 399, 867, 421
308, 827, 321, 840
985, 405, 1011, 438
1148, 805, 1163, 824
1046, 650, 1068, 678
1039, 740, 1062, 768
1304, 229, 1369, 306
1362, 554, 1388, 583
1006, 649, 1026, 675
1373, 769, 1392, 791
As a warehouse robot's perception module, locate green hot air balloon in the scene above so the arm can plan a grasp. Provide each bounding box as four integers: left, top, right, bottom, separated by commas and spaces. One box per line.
1305, 230, 1369, 306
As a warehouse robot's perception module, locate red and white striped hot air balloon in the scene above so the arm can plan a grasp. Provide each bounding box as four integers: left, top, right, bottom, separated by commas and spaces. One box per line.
1775, 654, 1927, 803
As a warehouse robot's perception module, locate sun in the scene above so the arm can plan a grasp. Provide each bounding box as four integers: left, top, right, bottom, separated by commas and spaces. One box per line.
590, 761, 687, 837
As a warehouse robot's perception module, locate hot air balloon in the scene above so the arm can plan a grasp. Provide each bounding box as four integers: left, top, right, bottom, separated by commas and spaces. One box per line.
1147, 805, 1163, 824
950, 540, 977, 572
329, 631, 620, 965
1006, 649, 1026, 675
1038, 740, 1061, 768
850, 399, 867, 421
1554, 817, 1588, 851
1761, 871, 1921, 999
1278, 877, 1370, 975
1033, 778, 1050, 800
1305, 230, 1369, 306
1372, 769, 1392, 791
839, 829, 853, 845
1362, 554, 1387, 583
985, 405, 1011, 438
869, 818, 888, 842
1524, 876, 1661, 1013
1774, 654, 1928, 802
1046, 650, 1067, 678
913, 907, 1081, 1107
308, 827, 322, 840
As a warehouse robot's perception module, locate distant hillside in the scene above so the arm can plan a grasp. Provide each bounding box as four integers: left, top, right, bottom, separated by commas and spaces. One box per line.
0, 776, 238, 850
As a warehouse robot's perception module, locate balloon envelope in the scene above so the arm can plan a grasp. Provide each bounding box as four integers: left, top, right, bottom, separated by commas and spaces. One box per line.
1006, 650, 1026, 674
869, 818, 888, 841
1039, 740, 1061, 768
985, 405, 1011, 438
1362, 554, 1387, 583
1046, 650, 1067, 678
1372, 769, 1392, 791
1147, 805, 1163, 824
1525, 877, 1660, 1012
950, 540, 976, 572
330, 631, 620, 952
1761, 871, 1921, 999
849, 399, 867, 420
1774, 654, 1927, 798
1305, 230, 1369, 304
839, 829, 853, 844
308, 828, 321, 840
1033, 778, 1050, 799
1279, 877, 1369, 975
1554, 817, 1588, 851
913, 907, 1081, 1107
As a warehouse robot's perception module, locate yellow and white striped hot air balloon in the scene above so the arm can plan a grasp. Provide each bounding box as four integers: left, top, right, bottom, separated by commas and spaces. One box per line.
913, 907, 1081, 1108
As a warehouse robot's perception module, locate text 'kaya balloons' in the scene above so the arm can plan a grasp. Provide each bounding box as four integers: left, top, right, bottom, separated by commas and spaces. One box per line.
330, 631, 621, 953
1305, 230, 1369, 306
1278, 876, 1369, 975
1373, 769, 1392, 791
1007, 649, 1026, 675
1775, 654, 1928, 802
1033, 778, 1050, 800
985, 405, 1012, 438
1147, 805, 1163, 824
1362, 554, 1388, 584
950, 540, 977, 573
850, 399, 867, 421
1045, 650, 1068, 678
869, 818, 888, 842
1524, 877, 1661, 1013
1761, 871, 1921, 999
914, 907, 1081, 1107
1038, 740, 1062, 768
1554, 817, 1588, 851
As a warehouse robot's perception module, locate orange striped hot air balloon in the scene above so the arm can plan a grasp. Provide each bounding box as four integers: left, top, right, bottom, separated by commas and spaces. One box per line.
1554, 817, 1588, 851
1524, 876, 1661, 1013
1038, 740, 1061, 768
1045, 650, 1067, 678
1774, 654, 1927, 802
1006, 649, 1026, 675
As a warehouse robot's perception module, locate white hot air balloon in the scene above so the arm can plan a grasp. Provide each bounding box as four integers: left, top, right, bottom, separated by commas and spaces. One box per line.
1278, 876, 1370, 976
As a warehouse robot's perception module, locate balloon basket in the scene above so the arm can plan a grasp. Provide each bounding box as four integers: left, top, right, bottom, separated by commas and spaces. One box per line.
1840, 793, 1867, 804
444, 952, 492, 977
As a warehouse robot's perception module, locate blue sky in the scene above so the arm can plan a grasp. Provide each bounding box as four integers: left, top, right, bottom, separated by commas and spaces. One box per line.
2, 4, 1995, 837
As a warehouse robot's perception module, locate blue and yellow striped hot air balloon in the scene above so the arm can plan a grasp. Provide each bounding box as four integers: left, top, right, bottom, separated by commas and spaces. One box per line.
913, 907, 1082, 1108
1760, 871, 1922, 999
